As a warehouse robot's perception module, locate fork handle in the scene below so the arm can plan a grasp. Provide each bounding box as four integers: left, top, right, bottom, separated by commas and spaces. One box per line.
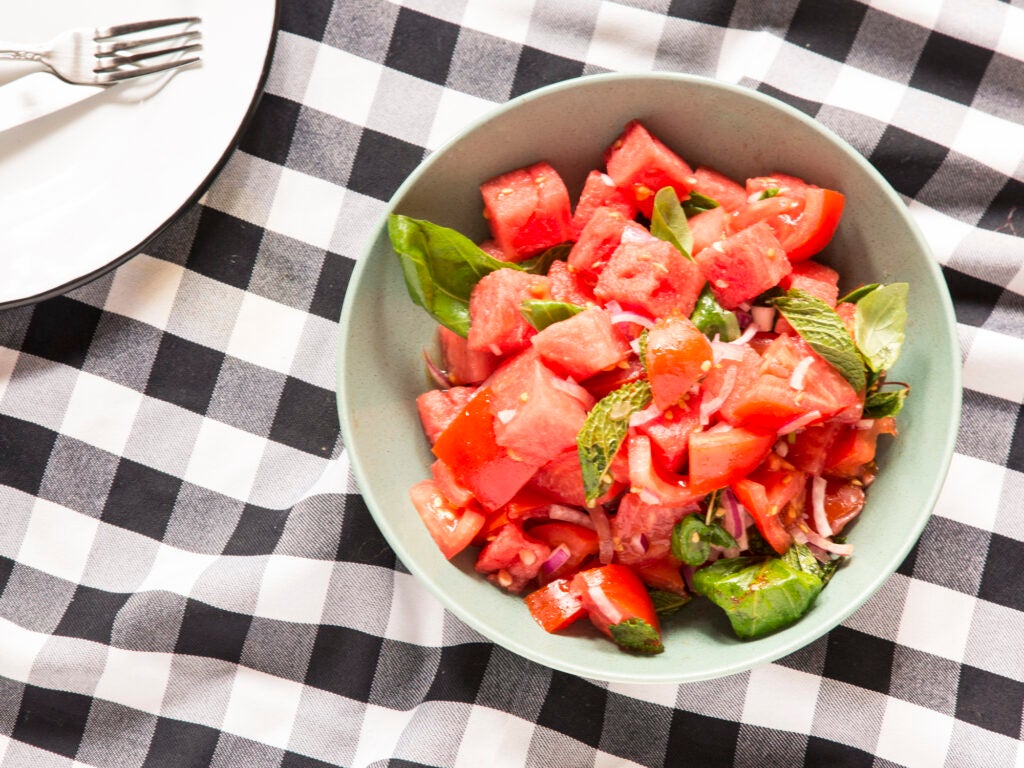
0, 46, 44, 63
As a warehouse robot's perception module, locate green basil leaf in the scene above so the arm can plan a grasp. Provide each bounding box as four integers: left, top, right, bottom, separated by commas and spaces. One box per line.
518, 242, 572, 275
388, 214, 510, 337
650, 186, 694, 260
520, 300, 584, 331
577, 380, 652, 505
649, 589, 691, 616
864, 387, 909, 418
671, 514, 738, 566
691, 283, 741, 341
772, 289, 867, 392
759, 187, 780, 199
782, 542, 839, 583
855, 282, 909, 373
837, 283, 880, 305
608, 617, 665, 655
693, 557, 823, 639
681, 191, 720, 218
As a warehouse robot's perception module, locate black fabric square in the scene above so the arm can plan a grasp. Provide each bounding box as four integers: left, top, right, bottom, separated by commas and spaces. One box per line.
424, 643, 492, 704
309, 252, 354, 321
909, 31, 994, 106
896, 539, 918, 577
12, 685, 93, 758
0, 556, 13, 597
978, 177, 1024, 237
510, 46, 586, 100
666, 710, 739, 767
804, 736, 875, 767
102, 458, 182, 540
757, 83, 821, 118
281, 753, 341, 768
978, 534, 1024, 611
869, 125, 949, 198
0, 416, 58, 496
941, 266, 1003, 328
21, 296, 103, 369
668, 0, 735, 26
145, 334, 225, 415
1007, 412, 1024, 476
239, 94, 302, 166
338, 494, 397, 568
536, 672, 606, 748
185, 208, 262, 289
305, 626, 382, 701
54, 584, 131, 644
269, 377, 339, 456
955, 664, 1024, 738
175, 599, 253, 664
223, 504, 290, 556
786, 0, 867, 61
385, 8, 459, 85
348, 128, 425, 202
143, 717, 221, 768
277, 0, 333, 41
823, 626, 895, 694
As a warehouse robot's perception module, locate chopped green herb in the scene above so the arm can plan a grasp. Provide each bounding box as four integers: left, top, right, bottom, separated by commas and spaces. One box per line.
864, 386, 909, 418
691, 284, 741, 341
608, 617, 665, 655
681, 191, 720, 218
671, 514, 738, 566
650, 186, 694, 260
855, 283, 909, 374
837, 283, 880, 305
649, 589, 691, 616
577, 380, 652, 505
759, 187, 780, 199
520, 300, 584, 331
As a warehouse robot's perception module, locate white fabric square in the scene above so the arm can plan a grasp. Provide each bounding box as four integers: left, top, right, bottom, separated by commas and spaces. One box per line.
461, 0, 535, 43
352, 705, 418, 768
264, 31, 321, 103
303, 45, 381, 126
265, 166, 347, 250
716, 29, 783, 85
255, 555, 334, 624
826, 65, 906, 125
586, 3, 666, 71
0, 618, 48, 682
875, 696, 955, 768
996, 6, 1024, 61
427, 88, 498, 151
897, 580, 976, 662
60, 371, 145, 457
906, 200, 975, 266
741, 663, 821, 734
868, 0, 942, 30
184, 418, 267, 501
454, 707, 534, 768
962, 328, 1024, 404
16, 498, 99, 584
222, 665, 305, 750
105, 255, 185, 331
137, 542, 217, 597
385, 571, 446, 646
201, 151, 281, 228
607, 680, 679, 709
94, 646, 174, 715
952, 109, 1024, 178
0, 346, 19, 406
226, 291, 308, 375
933, 453, 1004, 532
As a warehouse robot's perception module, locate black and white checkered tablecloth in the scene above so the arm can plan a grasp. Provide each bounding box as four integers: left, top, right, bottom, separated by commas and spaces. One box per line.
0, 1, 1022, 766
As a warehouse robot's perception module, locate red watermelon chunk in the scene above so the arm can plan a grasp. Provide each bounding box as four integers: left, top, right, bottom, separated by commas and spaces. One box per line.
531, 306, 631, 381
610, 492, 693, 566
475, 521, 551, 592
594, 234, 705, 319
571, 170, 636, 239
693, 166, 749, 212
603, 120, 696, 219
467, 267, 550, 355
416, 386, 478, 444
778, 260, 840, 306
568, 206, 629, 278
438, 325, 500, 385
688, 206, 727, 266
481, 161, 572, 261
694, 221, 792, 309
527, 448, 623, 508
546, 259, 595, 306
633, 400, 702, 473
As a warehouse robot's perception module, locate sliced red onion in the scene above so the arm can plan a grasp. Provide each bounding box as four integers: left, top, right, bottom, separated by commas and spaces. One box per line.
588, 586, 625, 624
789, 356, 814, 391
630, 533, 650, 556
589, 504, 615, 564
801, 524, 854, 556
610, 310, 655, 329
811, 475, 832, 537
752, 305, 776, 332
551, 376, 595, 409
855, 418, 876, 430
539, 544, 572, 577
711, 341, 747, 363
733, 324, 759, 345
628, 435, 704, 507
548, 504, 596, 529
776, 409, 823, 436
628, 401, 663, 428
496, 409, 517, 424
629, 338, 643, 356
423, 349, 453, 389
700, 365, 738, 426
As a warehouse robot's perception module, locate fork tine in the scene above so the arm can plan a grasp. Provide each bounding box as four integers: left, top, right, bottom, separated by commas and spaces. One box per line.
95, 17, 200, 40
94, 44, 203, 72
96, 30, 201, 56
98, 55, 201, 84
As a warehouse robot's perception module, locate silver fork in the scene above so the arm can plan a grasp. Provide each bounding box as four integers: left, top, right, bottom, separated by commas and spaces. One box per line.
0, 17, 202, 86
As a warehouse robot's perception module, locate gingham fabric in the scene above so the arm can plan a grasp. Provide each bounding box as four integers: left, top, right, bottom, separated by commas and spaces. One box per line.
0, 1, 1021, 766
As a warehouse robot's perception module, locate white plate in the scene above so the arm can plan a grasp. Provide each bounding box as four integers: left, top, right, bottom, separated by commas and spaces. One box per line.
0, 0, 278, 307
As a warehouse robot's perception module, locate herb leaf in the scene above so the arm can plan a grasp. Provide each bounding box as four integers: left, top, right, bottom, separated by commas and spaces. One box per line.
692, 556, 823, 639
759, 187, 780, 199
782, 542, 841, 586
671, 514, 738, 566
773, 288, 867, 392
520, 300, 584, 331
608, 617, 665, 655
518, 242, 572, 275
649, 589, 691, 616
855, 283, 909, 374
388, 214, 509, 337
681, 191, 720, 218
837, 283, 880, 305
578, 380, 652, 505
691, 283, 741, 341
864, 386, 909, 418
650, 186, 694, 260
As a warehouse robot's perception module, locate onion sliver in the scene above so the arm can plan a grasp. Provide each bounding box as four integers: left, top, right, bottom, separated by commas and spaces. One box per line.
711, 341, 746, 363
776, 409, 823, 436
811, 475, 832, 537
551, 376, 595, 409
548, 504, 596, 529
423, 349, 452, 389
539, 544, 572, 577
610, 310, 655, 329
589, 504, 614, 564
733, 324, 758, 345
700, 365, 737, 426
629, 401, 663, 428
789, 356, 814, 391
587, 586, 625, 624
802, 524, 854, 556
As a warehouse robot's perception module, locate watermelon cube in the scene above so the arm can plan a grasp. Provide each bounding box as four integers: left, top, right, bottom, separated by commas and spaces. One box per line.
570, 170, 636, 239
692, 166, 749, 212
467, 267, 550, 355
546, 259, 595, 306
688, 206, 727, 257
531, 306, 631, 381
481, 161, 573, 262
568, 206, 629, 278
603, 120, 696, 219
694, 221, 792, 309
416, 386, 478, 444
438, 325, 500, 385
778, 260, 840, 306
593, 234, 705, 319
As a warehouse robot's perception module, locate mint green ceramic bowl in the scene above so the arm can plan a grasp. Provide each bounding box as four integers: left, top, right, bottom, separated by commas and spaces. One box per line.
337, 73, 961, 684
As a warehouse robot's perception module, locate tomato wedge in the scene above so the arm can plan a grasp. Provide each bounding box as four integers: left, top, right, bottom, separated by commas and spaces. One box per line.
645, 314, 713, 410
529, 521, 600, 581
688, 426, 775, 493
775, 187, 845, 262
525, 578, 586, 632
731, 476, 794, 555
408, 479, 486, 559
571, 564, 662, 643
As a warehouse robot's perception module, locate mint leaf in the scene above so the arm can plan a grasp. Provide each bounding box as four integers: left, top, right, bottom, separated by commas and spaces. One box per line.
681, 191, 720, 218
520, 300, 584, 331
518, 242, 572, 275
649, 589, 691, 616
759, 187, 780, 199
577, 380, 652, 505
671, 514, 738, 566
772, 289, 867, 392
608, 617, 665, 655
855, 283, 909, 374
691, 283, 741, 341
864, 386, 909, 418
783, 541, 843, 586
837, 283, 880, 305
650, 186, 694, 260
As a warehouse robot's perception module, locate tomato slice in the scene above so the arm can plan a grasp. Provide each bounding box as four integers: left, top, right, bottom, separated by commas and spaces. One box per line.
774, 188, 845, 262
822, 479, 866, 535
645, 315, 714, 410
632, 557, 687, 595
408, 479, 486, 559
525, 578, 586, 633
731, 476, 794, 555
570, 564, 662, 639
529, 521, 599, 581
688, 426, 775, 493
824, 417, 897, 478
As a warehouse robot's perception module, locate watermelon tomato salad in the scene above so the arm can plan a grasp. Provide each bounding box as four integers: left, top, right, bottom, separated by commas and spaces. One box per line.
389, 119, 909, 654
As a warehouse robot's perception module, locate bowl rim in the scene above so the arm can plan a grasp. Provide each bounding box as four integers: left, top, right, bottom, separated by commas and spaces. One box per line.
336, 71, 963, 683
